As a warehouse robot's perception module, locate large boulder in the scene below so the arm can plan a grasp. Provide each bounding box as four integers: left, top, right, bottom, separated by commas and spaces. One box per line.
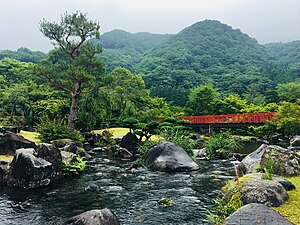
238, 144, 266, 175
260, 145, 300, 177
144, 142, 199, 172
238, 177, 288, 207
238, 144, 300, 177
120, 132, 139, 153
0, 131, 36, 155
7, 148, 52, 189
223, 203, 293, 225
244, 173, 295, 191
65, 209, 120, 225
37, 143, 63, 179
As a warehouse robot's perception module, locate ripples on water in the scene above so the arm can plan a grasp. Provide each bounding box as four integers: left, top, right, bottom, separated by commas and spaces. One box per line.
0, 153, 235, 225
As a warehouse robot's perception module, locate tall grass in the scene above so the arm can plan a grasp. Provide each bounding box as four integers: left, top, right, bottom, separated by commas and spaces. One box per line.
204, 132, 240, 159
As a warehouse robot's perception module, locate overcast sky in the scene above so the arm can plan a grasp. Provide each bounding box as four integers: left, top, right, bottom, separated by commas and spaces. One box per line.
1, 0, 300, 52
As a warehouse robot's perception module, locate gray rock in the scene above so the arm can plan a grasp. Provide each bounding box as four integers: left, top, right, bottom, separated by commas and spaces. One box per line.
144, 142, 199, 172
290, 135, 300, 147
7, 148, 52, 189
0, 160, 10, 182
238, 144, 266, 175
239, 177, 288, 207
0, 131, 36, 155
61, 151, 77, 165
238, 144, 300, 177
243, 173, 295, 191
37, 143, 63, 179
223, 203, 293, 225
261, 145, 300, 177
65, 208, 120, 225
120, 132, 139, 153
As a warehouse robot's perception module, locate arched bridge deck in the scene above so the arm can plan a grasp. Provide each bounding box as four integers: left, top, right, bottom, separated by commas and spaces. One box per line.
181, 112, 276, 128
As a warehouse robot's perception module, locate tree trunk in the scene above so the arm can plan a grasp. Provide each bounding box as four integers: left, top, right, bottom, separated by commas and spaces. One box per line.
68, 83, 81, 129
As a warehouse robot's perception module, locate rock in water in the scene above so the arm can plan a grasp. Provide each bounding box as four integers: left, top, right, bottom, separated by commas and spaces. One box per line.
144, 142, 199, 172
120, 132, 139, 153
7, 148, 52, 189
65, 209, 120, 225
223, 203, 293, 225
37, 143, 63, 179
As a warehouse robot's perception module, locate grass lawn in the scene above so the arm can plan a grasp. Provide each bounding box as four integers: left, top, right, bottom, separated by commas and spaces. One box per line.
274, 176, 300, 225
0, 155, 14, 161
93, 127, 162, 142
93, 127, 130, 138
19, 130, 41, 144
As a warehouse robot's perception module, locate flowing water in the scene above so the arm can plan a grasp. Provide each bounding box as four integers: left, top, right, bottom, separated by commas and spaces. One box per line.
0, 152, 236, 225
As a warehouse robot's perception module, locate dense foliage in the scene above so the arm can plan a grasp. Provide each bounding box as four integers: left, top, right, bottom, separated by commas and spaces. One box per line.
99, 20, 299, 106
204, 132, 241, 159
0, 16, 299, 140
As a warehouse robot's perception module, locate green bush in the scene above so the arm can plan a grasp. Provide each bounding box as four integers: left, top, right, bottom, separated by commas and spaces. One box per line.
160, 127, 196, 156
136, 139, 157, 165
61, 156, 86, 176
204, 132, 240, 159
37, 116, 83, 142
206, 192, 243, 224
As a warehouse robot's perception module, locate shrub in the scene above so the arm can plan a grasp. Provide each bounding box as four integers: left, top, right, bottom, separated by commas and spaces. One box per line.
204, 132, 240, 159
61, 156, 86, 176
206, 192, 243, 224
160, 127, 196, 156
37, 116, 83, 142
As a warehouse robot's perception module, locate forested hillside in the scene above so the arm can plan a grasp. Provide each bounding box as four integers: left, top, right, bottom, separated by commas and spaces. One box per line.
93, 29, 171, 72
0, 47, 47, 63
0, 16, 299, 137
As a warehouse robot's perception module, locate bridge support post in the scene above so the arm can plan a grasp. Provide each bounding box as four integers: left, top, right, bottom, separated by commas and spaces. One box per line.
208, 125, 212, 134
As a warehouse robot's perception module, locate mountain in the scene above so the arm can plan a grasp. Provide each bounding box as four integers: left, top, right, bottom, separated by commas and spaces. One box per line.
96, 20, 300, 105
92, 30, 172, 72
265, 41, 300, 64
130, 20, 279, 104
0, 47, 47, 63
99, 29, 172, 53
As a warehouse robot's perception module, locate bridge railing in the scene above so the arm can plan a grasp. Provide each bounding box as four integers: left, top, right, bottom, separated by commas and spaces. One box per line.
181, 112, 276, 125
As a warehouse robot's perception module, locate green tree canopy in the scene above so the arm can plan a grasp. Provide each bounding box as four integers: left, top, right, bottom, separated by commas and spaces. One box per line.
277, 82, 300, 103
185, 84, 220, 115
36, 11, 105, 129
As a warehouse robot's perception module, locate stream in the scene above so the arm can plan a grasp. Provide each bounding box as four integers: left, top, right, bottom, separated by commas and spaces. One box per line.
0, 152, 237, 225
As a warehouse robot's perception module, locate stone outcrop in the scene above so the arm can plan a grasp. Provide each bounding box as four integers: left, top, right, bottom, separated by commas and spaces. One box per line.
0, 131, 36, 155
238, 144, 300, 177
223, 203, 293, 225
144, 142, 199, 172
65, 209, 120, 225
7, 148, 52, 189
260, 145, 300, 177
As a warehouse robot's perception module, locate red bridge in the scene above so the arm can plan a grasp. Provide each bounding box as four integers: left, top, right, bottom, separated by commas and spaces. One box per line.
181, 112, 276, 127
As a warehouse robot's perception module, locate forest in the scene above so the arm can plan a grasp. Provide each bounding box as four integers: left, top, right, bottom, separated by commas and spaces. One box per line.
0, 13, 299, 139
